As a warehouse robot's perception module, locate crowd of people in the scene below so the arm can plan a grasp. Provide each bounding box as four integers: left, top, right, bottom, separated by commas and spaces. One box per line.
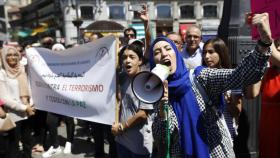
0, 5, 279, 158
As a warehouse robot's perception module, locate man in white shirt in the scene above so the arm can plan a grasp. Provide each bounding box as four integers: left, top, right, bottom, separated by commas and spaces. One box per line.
182, 25, 204, 69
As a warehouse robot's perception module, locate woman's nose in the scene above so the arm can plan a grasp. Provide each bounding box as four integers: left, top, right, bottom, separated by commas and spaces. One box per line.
125, 57, 131, 63
161, 49, 168, 57
205, 53, 210, 59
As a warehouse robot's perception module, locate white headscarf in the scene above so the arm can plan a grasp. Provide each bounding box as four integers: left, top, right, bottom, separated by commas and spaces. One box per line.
52, 43, 65, 51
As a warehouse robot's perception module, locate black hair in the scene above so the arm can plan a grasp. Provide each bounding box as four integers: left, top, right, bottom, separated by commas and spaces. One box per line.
127, 42, 143, 59
118, 42, 144, 69
120, 42, 143, 58
202, 38, 231, 68
41, 36, 54, 49
124, 27, 137, 37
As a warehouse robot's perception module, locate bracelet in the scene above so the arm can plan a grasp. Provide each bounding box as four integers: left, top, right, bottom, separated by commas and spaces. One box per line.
257, 39, 272, 47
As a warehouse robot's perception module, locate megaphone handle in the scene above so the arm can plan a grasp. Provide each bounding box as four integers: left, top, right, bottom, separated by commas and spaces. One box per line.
163, 101, 170, 158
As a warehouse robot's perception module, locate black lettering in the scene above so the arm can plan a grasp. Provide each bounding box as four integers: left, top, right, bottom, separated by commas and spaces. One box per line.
99, 85, 103, 92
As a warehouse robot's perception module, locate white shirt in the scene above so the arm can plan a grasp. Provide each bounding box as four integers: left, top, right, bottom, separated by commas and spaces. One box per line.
6, 77, 28, 122
0, 70, 26, 113
182, 42, 204, 69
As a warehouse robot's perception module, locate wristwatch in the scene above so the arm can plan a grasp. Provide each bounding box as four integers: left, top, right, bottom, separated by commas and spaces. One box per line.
257, 39, 272, 47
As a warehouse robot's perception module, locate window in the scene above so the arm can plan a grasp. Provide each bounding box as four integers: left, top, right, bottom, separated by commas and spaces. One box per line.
180, 5, 194, 19
156, 5, 171, 18
80, 6, 94, 20
109, 5, 125, 19
203, 5, 217, 18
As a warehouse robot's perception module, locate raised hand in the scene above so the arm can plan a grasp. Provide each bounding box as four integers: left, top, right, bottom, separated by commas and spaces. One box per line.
252, 13, 273, 43
138, 5, 149, 23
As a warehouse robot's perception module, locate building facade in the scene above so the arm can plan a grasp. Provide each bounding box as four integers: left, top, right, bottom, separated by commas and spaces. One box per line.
8, 0, 223, 45
70, 0, 223, 45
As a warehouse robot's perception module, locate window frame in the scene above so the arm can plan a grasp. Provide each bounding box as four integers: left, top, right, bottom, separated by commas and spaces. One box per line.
79, 5, 95, 20
155, 4, 172, 19
202, 3, 218, 19
178, 3, 195, 19
107, 4, 126, 20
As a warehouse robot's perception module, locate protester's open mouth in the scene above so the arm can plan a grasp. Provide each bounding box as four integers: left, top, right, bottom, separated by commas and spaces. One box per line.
162, 60, 171, 67
125, 65, 132, 70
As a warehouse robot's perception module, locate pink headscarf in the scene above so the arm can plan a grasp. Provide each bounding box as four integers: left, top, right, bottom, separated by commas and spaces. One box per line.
1, 46, 30, 98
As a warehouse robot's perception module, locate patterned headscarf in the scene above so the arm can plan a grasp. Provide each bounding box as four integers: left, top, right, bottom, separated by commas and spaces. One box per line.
149, 37, 209, 157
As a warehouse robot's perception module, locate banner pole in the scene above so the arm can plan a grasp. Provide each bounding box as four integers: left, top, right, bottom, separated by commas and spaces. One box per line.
115, 36, 120, 124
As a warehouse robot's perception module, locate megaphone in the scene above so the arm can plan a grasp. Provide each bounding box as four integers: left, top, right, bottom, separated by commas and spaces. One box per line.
131, 64, 170, 104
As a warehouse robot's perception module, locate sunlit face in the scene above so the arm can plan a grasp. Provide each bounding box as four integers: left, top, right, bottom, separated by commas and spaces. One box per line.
153, 41, 177, 74
6, 48, 20, 68
185, 27, 201, 53
122, 49, 142, 77
167, 34, 183, 52
89, 34, 99, 42
203, 43, 220, 68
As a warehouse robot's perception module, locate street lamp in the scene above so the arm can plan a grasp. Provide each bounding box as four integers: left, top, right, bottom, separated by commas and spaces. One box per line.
71, 0, 83, 43
72, 19, 83, 43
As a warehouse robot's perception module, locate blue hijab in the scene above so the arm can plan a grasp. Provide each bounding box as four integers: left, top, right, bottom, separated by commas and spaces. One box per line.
149, 37, 209, 158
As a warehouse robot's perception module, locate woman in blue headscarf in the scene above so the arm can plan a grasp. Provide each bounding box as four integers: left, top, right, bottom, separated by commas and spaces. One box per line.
151, 13, 272, 158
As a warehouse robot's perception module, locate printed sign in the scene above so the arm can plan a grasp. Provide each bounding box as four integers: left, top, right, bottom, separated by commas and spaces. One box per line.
26, 36, 117, 125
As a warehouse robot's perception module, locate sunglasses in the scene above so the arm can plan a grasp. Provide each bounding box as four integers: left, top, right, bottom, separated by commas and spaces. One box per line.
125, 34, 135, 38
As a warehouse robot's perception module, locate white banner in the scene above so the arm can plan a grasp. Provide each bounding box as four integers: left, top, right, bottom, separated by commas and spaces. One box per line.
26, 36, 116, 125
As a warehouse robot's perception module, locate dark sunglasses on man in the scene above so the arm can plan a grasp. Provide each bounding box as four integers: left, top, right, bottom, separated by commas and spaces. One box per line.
125, 34, 135, 38
42, 42, 52, 47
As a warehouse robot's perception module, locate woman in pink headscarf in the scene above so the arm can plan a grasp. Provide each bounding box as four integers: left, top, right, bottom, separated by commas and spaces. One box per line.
0, 45, 35, 158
